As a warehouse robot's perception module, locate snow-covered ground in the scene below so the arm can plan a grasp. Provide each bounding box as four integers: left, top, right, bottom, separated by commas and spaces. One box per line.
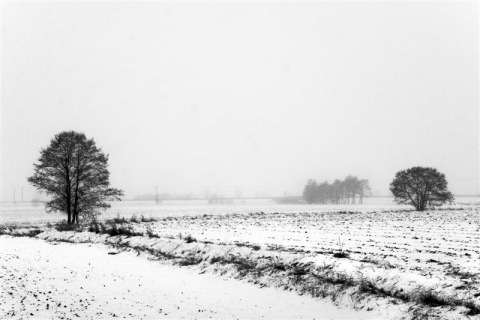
0, 236, 384, 319
2, 196, 478, 225
0, 197, 427, 225
2, 201, 480, 319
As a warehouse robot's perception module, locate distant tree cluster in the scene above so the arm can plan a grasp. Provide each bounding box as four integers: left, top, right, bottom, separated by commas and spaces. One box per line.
303, 175, 371, 204
133, 193, 196, 201
207, 194, 234, 205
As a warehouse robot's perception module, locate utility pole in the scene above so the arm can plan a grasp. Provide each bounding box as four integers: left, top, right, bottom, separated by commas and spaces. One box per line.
13, 188, 16, 204
155, 185, 158, 205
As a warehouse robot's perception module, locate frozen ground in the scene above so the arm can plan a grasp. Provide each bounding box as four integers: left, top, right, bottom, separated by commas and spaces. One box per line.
2, 196, 478, 225
1, 199, 480, 319
0, 236, 384, 319
0, 197, 417, 225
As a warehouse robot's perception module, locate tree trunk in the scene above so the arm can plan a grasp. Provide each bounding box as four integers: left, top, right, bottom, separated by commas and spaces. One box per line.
66, 183, 72, 224
65, 160, 72, 224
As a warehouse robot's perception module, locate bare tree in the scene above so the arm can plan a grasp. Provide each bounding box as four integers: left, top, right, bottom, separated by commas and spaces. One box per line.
303, 179, 319, 204
344, 175, 359, 204
28, 131, 124, 224
358, 179, 371, 204
390, 167, 454, 211
331, 179, 342, 204
318, 181, 329, 204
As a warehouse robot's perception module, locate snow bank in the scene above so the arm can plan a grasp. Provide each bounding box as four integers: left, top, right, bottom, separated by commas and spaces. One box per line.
35, 229, 480, 319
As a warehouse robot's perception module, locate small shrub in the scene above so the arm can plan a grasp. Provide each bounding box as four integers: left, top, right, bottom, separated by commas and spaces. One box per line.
111, 214, 128, 224
26, 229, 43, 237
107, 224, 119, 236
210, 253, 256, 272
88, 222, 102, 233
289, 265, 309, 277
55, 222, 78, 232
184, 235, 197, 243
357, 278, 389, 297
273, 263, 286, 271
178, 254, 202, 266
210, 256, 223, 264
226, 254, 256, 271
140, 215, 156, 222
417, 290, 446, 307
333, 251, 350, 258
464, 301, 480, 316
271, 255, 286, 271
116, 225, 142, 237
333, 237, 350, 258
234, 242, 261, 251
146, 225, 159, 238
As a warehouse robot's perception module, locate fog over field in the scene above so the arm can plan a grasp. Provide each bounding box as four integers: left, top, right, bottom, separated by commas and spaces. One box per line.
1, 1, 478, 201
1, 2, 480, 319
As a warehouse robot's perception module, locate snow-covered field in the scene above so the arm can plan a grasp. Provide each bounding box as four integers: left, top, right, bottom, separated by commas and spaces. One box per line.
1, 198, 480, 319
2, 196, 476, 225
0, 198, 406, 225
1, 236, 383, 319
73, 207, 480, 318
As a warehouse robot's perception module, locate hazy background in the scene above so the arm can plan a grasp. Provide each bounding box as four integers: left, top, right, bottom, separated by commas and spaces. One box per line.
1, 1, 478, 201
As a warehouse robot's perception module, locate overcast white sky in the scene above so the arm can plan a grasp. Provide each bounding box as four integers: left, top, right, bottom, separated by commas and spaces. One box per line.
1, 1, 479, 201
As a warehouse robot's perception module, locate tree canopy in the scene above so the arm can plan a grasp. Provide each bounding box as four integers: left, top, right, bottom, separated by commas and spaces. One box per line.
390, 166, 454, 211
28, 131, 124, 224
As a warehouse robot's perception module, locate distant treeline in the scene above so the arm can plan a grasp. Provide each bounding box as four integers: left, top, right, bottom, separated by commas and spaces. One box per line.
207, 194, 235, 205
303, 175, 371, 204
133, 193, 235, 204
134, 193, 197, 201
